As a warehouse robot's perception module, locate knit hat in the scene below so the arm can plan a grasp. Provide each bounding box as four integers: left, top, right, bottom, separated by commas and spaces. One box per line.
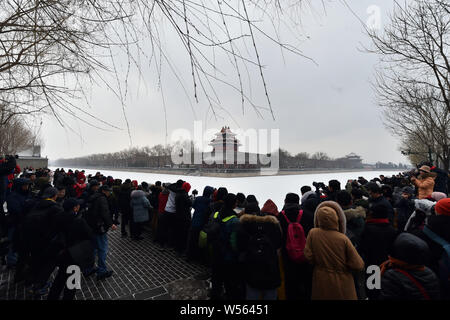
285, 193, 300, 204
182, 182, 191, 193
42, 187, 58, 199
401, 186, 414, 196
244, 202, 261, 216
431, 192, 447, 202
435, 198, 450, 216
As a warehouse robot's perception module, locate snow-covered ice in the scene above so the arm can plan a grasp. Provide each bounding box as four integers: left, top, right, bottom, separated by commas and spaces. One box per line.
51, 167, 401, 209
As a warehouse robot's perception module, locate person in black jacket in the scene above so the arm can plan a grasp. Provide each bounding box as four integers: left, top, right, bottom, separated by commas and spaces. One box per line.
23, 187, 64, 296
380, 233, 440, 300
47, 198, 94, 300
237, 204, 282, 300
360, 201, 398, 300
174, 182, 192, 256
84, 185, 117, 281
278, 193, 314, 300
367, 182, 395, 225
395, 186, 416, 232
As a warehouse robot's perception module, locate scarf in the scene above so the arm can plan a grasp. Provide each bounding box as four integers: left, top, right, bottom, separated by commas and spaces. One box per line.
380, 256, 425, 276
366, 218, 389, 224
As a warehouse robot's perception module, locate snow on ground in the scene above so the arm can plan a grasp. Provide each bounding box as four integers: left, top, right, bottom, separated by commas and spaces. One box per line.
50, 167, 401, 209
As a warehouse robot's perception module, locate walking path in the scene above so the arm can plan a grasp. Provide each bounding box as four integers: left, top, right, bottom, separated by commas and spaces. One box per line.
0, 229, 208, 300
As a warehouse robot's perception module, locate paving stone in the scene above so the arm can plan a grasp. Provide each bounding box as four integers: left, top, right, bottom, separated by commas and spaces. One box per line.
0, 228, 207, 300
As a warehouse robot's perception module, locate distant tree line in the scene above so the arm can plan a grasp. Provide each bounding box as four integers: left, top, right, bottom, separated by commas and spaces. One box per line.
52, 143, 385, 170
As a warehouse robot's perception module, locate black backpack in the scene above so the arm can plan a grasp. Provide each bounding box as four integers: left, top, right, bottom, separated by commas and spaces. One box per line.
244, 224, 278, 287
245, 225, 276, 265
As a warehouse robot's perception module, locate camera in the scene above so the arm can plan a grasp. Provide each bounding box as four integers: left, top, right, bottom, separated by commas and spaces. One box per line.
312, 182, 323, 189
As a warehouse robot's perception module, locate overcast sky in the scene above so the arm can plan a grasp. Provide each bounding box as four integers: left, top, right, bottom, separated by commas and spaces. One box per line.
40, 0, 410, 165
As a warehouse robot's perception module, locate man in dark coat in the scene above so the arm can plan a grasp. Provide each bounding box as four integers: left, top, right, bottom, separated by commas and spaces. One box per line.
367, 182, 395, 225
5, 178, 33, 268
278, 193, 314, 300
395, 186, 416, 232
360, 201, 398, 300
84, 185, 117, 281
174, 182, 192, 255
47, 198, 94, 300
380, 233, 440, 300
23, 187, 64, 296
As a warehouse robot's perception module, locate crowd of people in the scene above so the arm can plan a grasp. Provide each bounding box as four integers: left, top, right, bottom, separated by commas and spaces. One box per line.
0, 155, 449, 301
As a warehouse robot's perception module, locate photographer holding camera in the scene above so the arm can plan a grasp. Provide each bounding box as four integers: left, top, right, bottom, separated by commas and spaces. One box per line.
410, 165, 437, 200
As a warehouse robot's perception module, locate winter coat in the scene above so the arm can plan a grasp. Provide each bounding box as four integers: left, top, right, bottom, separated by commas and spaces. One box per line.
86, 193, 113, 234
360, 219, 398, 267
237, 214, 282, 290
6, 179, 33, 226
212, 208, 240, 263
342, 206, 366, 247
118, 183, 133, 216
395, 197, 415, 232
369, 196, 395, 225
412, 215, 450, 287
191, 186, 214, 228
23, 199, 64, 253
130, 190, 151, 223
412, 176, 435, 200
158, 190, 169, 214
175, 189, 192, 221
304, 201, 364, 300
380, 234, 440, 300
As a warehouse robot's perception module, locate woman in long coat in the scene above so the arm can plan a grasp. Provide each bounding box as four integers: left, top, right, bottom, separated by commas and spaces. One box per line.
304, 201, 364, 300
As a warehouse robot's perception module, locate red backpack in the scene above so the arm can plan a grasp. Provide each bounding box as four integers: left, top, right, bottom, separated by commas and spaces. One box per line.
281, 210, 306, 263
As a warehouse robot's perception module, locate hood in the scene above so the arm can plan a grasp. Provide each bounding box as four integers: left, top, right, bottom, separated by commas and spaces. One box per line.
391, 233, 430, 266
261, 199, 279, 216
203, 186, 214, 197
240, 213, 279, 225
314, 201, 346, 234
131, 190, 146, 199
301, 191, 316, 205
182, 182, 191, 193
414, 199, 435, 215
343, 206, 366, 221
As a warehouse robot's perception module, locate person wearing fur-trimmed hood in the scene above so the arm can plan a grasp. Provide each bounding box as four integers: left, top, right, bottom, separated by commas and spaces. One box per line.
237, 204, 282, 300
304, 201, 364, 300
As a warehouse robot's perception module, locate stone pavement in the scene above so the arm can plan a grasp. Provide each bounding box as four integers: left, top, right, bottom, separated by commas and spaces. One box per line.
0, 228, 210, 300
